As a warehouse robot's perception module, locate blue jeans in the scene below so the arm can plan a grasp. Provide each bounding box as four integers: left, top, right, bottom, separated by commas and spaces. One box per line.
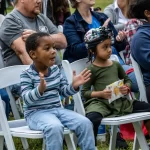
25, 107, 95, 150
122, 65, 139, 92
0, 89, 10, 119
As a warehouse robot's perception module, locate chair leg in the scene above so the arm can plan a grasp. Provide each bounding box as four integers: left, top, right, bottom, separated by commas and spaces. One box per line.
109, 125, 117, 150
0, 136, 4, 150
6, 87, 20, 120
64, 133, 76, 150
73, 133, 78, 148
20, 138, 29, 150
6, 88, 29, 150
133, 133, 140, 150
133, 122, 149, 150
42, 140, 46, 150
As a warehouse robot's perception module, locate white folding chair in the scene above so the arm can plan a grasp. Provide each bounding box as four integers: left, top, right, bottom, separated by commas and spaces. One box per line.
0, 65, 76, 150
62, 58, 150, 150
130, 55, 148, 103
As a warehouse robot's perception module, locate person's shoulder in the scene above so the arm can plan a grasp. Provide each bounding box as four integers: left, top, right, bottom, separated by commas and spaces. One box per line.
21, 65, 33, 77
112, 60, 121, 67
65, 13, 76, 23
50, 65, 59, 74
104, 3, 114, 11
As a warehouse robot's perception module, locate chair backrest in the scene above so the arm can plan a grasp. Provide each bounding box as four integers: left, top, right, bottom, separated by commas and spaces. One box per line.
0, 65, 29, 89
109, 54, 119, 62
130, 55, 148, 102
62, 58, 90, 116
0, 65, 29, 150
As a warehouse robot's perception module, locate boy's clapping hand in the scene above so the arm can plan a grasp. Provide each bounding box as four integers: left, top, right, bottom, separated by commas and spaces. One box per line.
72, 68, 91, 90
38, 72, 47, 95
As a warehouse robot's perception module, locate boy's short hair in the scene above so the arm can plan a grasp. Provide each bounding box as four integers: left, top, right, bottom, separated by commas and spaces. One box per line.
127, 0, 150, 20
25, 32, 50, 54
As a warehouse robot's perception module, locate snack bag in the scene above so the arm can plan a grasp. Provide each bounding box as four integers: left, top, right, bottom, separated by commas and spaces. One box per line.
106, 79, 124, 103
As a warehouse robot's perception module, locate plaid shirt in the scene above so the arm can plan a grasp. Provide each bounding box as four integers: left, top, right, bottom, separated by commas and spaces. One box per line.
123, 19, 143, 65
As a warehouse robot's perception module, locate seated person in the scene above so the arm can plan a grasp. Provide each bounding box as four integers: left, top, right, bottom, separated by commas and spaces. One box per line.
131, 0, 150, 103
20, 32, 95, 150
104, 0, 129, 31
82, 26, 150, 147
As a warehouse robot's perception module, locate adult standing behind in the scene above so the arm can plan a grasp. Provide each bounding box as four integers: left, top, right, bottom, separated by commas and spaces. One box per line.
0, 0, 67, 67
104, 0, 129, 31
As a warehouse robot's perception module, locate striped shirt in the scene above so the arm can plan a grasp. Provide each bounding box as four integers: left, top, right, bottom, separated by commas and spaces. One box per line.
20, 64, 77, 111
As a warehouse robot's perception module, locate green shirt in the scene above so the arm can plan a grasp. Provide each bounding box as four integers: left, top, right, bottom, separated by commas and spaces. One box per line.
82, 61, 134, 117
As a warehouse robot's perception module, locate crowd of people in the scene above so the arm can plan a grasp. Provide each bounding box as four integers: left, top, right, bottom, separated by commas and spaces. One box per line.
0, 0, 150, 149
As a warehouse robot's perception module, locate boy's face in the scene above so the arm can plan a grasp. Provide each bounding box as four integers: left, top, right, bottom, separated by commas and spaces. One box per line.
96, 39, 112, 60
30, 36, 56, 67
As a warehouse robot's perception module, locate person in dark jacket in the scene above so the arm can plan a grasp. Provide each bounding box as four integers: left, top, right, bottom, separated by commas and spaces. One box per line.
63, 7, 125, 63
131, 0, 150, 103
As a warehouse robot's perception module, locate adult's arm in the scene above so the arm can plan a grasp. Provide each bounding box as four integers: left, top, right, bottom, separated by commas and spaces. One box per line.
104, 4, 125, 32
63, 18, 88, 60
11, 37, 33, 65
43, 14, 67, 49
131, 31, 150, 71
0, 16, 33, 65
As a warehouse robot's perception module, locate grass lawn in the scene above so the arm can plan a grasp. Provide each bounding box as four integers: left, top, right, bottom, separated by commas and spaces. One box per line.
7, 0, 142, 150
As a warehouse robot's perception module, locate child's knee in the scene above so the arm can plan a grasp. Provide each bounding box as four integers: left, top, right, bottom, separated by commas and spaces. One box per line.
86, 112, 103, 127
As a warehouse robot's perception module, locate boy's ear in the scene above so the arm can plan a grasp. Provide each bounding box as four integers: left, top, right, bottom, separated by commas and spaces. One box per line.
29, 50, 36, 59
144, 10, 150, 19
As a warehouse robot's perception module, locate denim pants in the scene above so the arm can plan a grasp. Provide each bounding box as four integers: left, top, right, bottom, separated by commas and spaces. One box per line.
25, 107, 95, 150
0, 89, 10, 119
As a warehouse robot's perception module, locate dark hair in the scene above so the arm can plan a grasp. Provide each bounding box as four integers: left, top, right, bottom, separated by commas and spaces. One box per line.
94, 7, 102, 12
127, 0, 150, 20
69, 0, 78, 8
25, 32, 50, 54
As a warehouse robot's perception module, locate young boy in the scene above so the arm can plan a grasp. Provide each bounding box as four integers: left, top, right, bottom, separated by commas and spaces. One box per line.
20, 32, 95, 150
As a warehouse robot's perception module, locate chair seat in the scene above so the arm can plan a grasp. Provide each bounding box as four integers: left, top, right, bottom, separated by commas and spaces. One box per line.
101, 112, 150, 125
0, 126, 71, 139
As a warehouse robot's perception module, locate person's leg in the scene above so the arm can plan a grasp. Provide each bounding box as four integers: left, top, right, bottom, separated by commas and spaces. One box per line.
57, 108, 95, 150
26, 109, 64, 150
122, 65, 139, 92
132, 100, 150, 135
86, 112, 103, 146
0, 89, 10, 119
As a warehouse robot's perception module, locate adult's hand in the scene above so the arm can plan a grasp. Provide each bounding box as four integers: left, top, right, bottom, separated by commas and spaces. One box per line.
22, 29, 36, 41
116, 31, 127, 42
